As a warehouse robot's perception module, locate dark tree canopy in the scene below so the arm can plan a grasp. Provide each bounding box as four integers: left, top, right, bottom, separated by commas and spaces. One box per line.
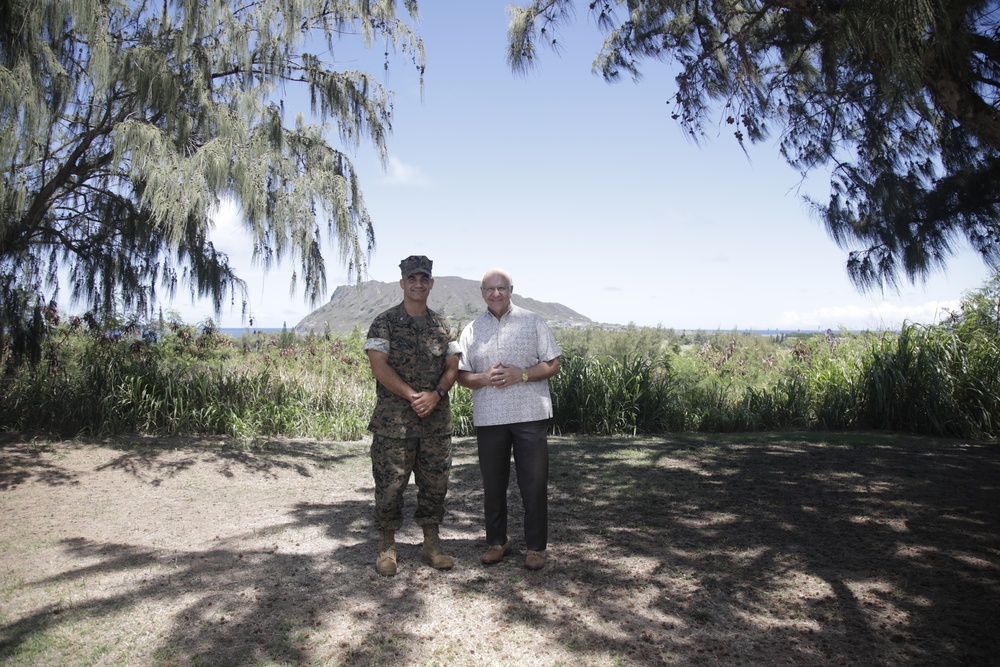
0, 0, 423, 345
508, 0, 1000, 291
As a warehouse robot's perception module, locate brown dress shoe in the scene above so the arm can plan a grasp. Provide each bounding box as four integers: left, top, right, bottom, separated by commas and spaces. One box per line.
525, 550, 546, 571
481, 540, 512, 565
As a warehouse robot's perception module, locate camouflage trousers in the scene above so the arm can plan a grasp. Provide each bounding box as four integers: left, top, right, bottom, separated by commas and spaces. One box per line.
370, 434, 453, 531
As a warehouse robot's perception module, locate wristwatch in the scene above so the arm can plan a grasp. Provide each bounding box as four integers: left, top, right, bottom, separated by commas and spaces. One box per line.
434, 386, 447, 399
521, 371, 529, 383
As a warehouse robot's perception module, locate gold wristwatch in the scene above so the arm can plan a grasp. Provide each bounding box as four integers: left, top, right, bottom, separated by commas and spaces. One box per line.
522, 371, 529, 383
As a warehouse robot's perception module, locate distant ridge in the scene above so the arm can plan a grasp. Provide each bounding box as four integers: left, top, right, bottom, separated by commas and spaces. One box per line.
295, 276, 592, 333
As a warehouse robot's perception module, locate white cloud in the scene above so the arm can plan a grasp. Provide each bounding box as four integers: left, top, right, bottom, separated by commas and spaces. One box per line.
210, 196, 241, 231
777, 299, 961, 331
384, 156, 431, 187
207, 197, 256, 266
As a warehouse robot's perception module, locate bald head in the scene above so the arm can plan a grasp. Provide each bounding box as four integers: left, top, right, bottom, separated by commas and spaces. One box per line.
481, 268, 512, 288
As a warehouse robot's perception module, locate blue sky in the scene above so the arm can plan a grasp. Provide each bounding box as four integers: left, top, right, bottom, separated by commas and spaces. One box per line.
169, 1, 994, 331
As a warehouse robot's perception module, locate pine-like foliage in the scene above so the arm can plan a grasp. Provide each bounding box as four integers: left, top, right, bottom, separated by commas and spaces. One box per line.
0, 0, 423, 350
508, 0, 1000, 291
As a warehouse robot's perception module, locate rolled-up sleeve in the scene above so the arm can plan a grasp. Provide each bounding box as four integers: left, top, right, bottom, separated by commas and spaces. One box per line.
363, 337, 390, 355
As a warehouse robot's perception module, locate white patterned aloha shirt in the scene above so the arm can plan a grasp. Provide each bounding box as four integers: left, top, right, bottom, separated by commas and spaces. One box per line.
458, 304, 562, 427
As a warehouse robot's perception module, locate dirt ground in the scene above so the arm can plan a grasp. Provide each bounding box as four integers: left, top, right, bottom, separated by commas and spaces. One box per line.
1, 431, 998, 666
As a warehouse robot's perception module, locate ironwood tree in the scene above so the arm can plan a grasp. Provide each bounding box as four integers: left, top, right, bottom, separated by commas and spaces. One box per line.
508, 0, 1000, 290
0, 0, 423, 355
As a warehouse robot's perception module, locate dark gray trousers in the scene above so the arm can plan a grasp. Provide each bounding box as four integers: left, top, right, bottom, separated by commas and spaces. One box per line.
476, 419, 549, 552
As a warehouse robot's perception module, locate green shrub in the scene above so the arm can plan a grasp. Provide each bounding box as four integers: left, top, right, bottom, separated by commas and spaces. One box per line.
856, 324, 999, 439
550, 354, 683, 435
3, 273, 998, 440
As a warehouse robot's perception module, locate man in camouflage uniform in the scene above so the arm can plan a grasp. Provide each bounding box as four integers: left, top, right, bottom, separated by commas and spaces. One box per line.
363, 255, 460, 576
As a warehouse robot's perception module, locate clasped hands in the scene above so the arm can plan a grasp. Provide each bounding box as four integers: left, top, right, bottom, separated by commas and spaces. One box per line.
487, 362, 522, 389
409, 389, 440, 418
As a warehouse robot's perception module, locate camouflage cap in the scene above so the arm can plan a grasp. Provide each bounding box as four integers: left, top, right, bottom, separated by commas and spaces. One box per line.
400, 255, 433, 278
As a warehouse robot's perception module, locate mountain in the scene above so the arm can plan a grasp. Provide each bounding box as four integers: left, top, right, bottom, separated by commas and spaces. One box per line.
295, 276, 592, 333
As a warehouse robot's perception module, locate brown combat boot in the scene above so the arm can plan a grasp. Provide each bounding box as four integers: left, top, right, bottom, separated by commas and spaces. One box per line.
376, 530, 397, 576
421, 524, 454, 570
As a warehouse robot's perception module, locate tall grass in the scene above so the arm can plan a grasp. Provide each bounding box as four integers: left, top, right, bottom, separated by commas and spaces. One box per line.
546, 317, 997, 439
855, 325, 999, 438
450, 384, 474, 437
2, 280, 998, 441
549, 355, 683, 435
0, 324, 374, 440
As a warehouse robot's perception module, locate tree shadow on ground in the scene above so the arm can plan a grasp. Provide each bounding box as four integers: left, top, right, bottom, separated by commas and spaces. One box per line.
0, 432, 997, 665
0, 441, 81, 489
527, 432, 1000, 665
0, 434, 359, 489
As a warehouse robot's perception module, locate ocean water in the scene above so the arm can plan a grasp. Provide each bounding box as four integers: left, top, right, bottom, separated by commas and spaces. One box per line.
218, 327, 285, 338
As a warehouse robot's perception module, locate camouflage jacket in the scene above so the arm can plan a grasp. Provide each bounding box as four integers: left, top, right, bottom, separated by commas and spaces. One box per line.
364, 302, 459, 438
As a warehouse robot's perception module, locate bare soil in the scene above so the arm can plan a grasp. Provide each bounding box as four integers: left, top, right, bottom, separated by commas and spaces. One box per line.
1, 432, 998, 666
